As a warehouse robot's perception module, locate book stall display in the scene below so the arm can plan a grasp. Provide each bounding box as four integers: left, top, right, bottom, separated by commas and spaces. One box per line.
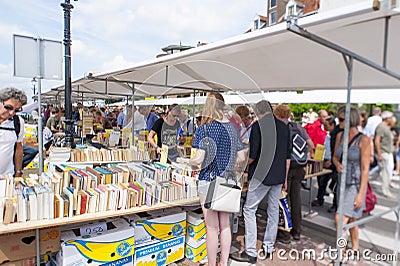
0, 128, 203, 265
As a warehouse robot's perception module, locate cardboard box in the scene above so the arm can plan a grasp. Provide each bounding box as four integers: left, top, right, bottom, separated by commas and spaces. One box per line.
1, 254, 54, 266
185, 236, 207, 263
0, 226, 60, 264
134, 236, 185, 266
187, 210, 206, 241
128, 212, 186, 248
57, 218, 134, 266
1, 257, 35, 266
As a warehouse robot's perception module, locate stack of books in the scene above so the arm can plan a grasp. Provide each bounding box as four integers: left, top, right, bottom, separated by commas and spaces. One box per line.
49, 147, 71, 162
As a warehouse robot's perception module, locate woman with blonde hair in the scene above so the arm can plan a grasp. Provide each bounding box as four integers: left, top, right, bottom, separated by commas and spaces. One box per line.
190, 92, 246, 266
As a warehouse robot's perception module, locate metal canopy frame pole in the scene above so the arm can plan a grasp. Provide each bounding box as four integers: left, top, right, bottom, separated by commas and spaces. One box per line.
131, 83, 135, 148
34, 37, 44, 176
286, 21, 400, 80
383, 16, 390, 68
335, 55, 353, 266
34, 38, 43, 266
86, 75, 217, 93
192, 90, 196, 134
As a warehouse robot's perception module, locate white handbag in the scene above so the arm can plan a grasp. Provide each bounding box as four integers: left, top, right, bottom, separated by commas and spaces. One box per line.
202, 124, 242, 213
204, 175, 242, 213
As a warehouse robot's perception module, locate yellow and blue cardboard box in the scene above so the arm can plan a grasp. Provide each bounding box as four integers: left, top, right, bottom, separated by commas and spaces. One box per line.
57, 218, 134, 266
134, 236, 185, 266
185, 235, 207, 263
128, 211, 186, 248
186, 210, 206, 241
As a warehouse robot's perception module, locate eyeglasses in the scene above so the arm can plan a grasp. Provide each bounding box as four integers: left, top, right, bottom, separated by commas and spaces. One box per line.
338, 117, 345, 122
2, 101, 22, 113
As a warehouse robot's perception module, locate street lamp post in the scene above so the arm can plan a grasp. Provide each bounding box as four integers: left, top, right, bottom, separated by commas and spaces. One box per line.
61, 0, 76, 148
31, 78, 36, 101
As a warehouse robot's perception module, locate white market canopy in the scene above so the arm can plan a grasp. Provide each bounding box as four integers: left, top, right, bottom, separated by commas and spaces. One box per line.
108, 89, 400, 107
49, 1, 400, 98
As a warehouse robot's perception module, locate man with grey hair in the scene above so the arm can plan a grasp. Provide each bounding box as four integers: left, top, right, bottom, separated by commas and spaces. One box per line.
0, 87, 27, 177
374, 110, 395, 197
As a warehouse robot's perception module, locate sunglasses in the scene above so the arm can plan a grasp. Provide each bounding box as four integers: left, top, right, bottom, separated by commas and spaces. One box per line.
338, 117, 345, 122
2, 101, 22, 113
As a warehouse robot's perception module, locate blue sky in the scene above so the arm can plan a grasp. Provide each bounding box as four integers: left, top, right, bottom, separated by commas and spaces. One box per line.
0, 0, 266, 102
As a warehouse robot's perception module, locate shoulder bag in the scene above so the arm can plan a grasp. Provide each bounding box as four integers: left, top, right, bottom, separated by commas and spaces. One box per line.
203, 124, 242, 213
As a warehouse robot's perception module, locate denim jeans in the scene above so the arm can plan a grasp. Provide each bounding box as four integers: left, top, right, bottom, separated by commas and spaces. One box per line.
243, 180, 282, 256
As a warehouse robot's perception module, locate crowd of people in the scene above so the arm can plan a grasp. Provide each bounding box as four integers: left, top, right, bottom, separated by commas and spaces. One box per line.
186, 93, 399, 265
1, 87, 399, 265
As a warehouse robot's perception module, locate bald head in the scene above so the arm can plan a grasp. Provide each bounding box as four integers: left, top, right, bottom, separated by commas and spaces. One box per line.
318, 110, 328, 123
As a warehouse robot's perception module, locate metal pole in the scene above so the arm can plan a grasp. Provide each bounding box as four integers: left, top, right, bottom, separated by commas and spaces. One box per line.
287, 21, 400, 80
34, 39, 42, 266
192, 90, 196, 134
131, 83, 135, 148
336, 55, 353, 266
33, 84, 36, 102
393, 207, 400, 266
36, 228, 40, 266
61, 0, 75, 148
37, 78, 44, 174
35, 38, 44, 175
383, 16, 390, 68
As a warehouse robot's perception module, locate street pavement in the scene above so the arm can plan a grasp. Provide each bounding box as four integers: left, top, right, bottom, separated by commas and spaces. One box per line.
172, 175, 400, 265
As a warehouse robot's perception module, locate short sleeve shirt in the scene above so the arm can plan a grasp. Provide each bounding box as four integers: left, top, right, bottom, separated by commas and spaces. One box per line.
248, 115, 290, 186
375, 122, 393, 153
192, 121, 243, 181
46, 116, 60, 131
0, 116, 24, 175
151, 118, 181, 161
146, 112, 159, 132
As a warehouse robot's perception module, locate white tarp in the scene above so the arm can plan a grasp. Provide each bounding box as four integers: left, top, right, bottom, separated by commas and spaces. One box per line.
50, 1, 400, 97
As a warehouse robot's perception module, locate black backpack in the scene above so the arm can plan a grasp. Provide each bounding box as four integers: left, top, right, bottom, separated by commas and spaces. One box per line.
0, 115, 20, 137
288, 121, 308, 167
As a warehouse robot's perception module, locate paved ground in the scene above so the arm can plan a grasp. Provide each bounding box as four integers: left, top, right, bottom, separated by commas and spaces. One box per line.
172, 214, 378, 266
172, 175, 400, 266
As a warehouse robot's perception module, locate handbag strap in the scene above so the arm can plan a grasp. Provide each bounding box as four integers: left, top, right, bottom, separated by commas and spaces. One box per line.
340, 132, 363, 162
203, 124, 215, 181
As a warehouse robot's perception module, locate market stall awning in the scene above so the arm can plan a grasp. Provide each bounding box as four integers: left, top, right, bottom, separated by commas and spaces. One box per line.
51, 1, 400, 97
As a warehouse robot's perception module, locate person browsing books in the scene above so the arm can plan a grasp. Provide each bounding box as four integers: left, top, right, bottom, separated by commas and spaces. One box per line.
189, 92, 246, 266
0, 87, 27, 177
148, 104, 184, 163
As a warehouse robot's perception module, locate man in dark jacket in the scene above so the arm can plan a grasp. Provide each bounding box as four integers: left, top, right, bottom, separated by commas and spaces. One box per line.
230, 100, 291, 263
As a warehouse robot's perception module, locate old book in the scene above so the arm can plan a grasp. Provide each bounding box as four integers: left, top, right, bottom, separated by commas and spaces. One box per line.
3, 198, 15, 224
78, 190, 89, 215
54, 194, 61, 218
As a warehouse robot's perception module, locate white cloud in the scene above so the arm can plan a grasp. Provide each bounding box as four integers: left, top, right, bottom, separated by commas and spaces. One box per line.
0, 0, 265, 94
101, 55, 134, 72
72, 39, 98, 58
